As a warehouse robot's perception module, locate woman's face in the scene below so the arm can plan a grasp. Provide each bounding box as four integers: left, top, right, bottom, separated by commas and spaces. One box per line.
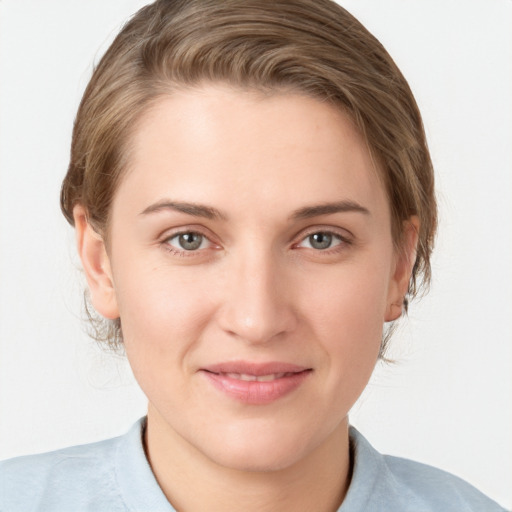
80, 85, 413, 471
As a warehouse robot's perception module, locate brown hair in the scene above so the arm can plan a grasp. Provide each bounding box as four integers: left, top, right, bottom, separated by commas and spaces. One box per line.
61, 0, 437, 353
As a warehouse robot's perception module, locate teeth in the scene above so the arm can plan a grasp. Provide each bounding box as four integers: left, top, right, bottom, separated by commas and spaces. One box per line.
257, 373, 280, 381
224, 372, 287, 382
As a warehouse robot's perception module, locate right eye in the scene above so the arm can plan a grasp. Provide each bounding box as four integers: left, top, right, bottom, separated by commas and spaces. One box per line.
166, 231, 211, 252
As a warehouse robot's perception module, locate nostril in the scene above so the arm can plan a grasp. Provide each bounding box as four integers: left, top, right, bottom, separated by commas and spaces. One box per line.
215, 264, 298, 343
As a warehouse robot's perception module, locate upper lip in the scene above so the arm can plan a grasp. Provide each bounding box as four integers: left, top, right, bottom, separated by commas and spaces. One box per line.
201, 361, 311, 376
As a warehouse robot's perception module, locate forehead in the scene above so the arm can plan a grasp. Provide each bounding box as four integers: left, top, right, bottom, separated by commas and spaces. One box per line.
115, 84, 388, 221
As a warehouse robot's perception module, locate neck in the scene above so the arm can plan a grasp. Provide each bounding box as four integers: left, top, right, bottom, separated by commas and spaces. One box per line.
144, 405, 352, 512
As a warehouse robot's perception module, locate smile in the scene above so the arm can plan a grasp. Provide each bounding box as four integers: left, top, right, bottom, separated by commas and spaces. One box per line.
222, 372, 296, 382
200, 362, 312, 405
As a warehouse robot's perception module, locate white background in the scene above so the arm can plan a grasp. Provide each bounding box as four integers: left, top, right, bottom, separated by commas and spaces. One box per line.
0, 1, 510, 508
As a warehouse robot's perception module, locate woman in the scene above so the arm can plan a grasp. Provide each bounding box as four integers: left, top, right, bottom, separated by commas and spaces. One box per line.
0, 1, 507, 510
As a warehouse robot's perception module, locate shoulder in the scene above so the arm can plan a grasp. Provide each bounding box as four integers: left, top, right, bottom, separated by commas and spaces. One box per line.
0, 417, 172, 512
343, 427, 507, 512
0, 432, 125, 512
0, 419, 162, 512
382, 454, 506, 512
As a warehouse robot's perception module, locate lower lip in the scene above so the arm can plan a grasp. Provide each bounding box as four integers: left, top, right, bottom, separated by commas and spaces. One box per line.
201, 370, 311, 405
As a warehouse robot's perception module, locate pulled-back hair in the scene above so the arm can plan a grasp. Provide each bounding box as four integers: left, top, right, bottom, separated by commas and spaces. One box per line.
61, 0, 437, 353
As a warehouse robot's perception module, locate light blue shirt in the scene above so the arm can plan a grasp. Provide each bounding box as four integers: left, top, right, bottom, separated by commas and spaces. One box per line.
0, 418, 506, 511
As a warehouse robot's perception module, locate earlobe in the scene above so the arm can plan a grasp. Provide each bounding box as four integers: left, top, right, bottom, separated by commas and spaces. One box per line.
73, 205, 119, 320
385, 216, 420, 322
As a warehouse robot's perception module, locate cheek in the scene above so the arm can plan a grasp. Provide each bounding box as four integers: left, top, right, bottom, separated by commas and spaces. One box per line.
306, 258, 390, 329
112, 263, 216, 356
301, 258, 391, 370
112, 264, 219, 410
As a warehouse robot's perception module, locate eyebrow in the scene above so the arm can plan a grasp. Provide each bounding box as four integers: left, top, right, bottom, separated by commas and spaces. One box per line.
290, 200, 370, 220
140, 199, 370, 221
140, 200, 226, 220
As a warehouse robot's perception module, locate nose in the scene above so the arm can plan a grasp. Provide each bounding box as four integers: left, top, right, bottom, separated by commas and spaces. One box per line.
216, 249, 298, 345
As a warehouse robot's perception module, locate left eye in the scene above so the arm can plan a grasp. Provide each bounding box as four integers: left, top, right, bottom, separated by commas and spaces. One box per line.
298, 232, 342, 250
166, 232, 210, 251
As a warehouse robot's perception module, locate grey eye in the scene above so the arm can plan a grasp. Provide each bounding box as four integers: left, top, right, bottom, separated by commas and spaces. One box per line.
308, 232, 333, 250
170, 232, 205, 251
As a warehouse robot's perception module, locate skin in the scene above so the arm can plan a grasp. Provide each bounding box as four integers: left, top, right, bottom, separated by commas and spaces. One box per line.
74, 84, 418, 512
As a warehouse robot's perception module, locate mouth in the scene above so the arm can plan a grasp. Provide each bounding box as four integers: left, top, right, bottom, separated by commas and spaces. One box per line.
219, 372, 299, 382
200, 361, 312, 405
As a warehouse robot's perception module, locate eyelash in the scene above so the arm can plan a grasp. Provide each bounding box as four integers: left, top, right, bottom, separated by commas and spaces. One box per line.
293, 229, 352, 253
162, 229, 217, 258
160, 227, 352, 257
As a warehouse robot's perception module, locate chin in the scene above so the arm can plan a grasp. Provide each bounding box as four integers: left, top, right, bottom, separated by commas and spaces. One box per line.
207, 441, 307, 473
196, 420, 329, 473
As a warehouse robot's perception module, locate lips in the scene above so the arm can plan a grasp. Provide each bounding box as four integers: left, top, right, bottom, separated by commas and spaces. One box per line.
200, 361, 312, 405
222, 372, 295, 382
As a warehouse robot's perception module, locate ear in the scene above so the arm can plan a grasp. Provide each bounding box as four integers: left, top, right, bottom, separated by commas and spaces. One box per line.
385, 216, 420, 322
73, 205, 119, 320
